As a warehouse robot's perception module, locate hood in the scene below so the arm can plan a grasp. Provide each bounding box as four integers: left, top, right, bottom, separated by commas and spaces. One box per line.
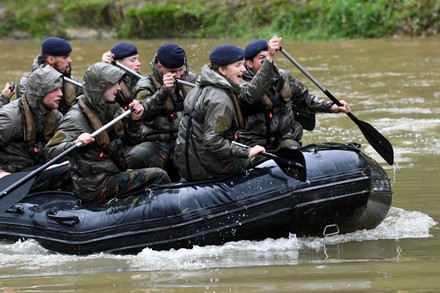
82, 62, 125, 108
26, 67, 63, 115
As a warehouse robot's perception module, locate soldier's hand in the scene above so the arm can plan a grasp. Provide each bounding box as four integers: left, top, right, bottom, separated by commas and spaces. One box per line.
266, 36, 282, 62
129, 100, 144, 120
162, 73, 176, 91
75, 133, 95, 146
102, 51, 113, 64
248, 145, 266, 158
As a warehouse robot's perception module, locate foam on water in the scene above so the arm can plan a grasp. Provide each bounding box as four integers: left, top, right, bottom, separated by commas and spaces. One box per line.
0, 207, 435, 276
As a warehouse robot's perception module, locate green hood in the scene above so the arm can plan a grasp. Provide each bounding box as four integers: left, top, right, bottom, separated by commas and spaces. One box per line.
26, 67, 63, 114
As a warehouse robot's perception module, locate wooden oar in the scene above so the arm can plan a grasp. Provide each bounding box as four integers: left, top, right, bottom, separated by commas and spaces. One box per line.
0, 109, 133, 214
232, 141, 307, 182
280, 48, 394, 165
111, 60, 195, 88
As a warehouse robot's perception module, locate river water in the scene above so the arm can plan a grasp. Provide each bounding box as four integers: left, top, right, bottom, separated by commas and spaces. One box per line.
0, 37, 439, 292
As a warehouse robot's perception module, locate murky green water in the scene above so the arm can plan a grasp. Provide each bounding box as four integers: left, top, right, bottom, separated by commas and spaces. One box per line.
0, 37, 439, 292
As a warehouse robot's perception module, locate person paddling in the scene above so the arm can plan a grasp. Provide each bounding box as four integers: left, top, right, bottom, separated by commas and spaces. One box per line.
127, 43, 198, 180
240, 37, 351, 149
101, 42, 141, 107
45, 62, 170, 203
174, 44, 265, 181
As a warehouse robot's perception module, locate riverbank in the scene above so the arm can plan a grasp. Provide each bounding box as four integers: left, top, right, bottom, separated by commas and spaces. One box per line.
0, 0, 438, 40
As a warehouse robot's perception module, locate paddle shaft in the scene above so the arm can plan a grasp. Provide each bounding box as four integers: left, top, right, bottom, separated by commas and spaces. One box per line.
0, 109, 132, 200
64, 76, 82, 87
111, 60, 195, 88
280, 48, 394, 165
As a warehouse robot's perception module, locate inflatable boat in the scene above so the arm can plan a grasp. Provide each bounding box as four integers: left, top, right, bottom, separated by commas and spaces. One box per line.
0, 142, 392, 255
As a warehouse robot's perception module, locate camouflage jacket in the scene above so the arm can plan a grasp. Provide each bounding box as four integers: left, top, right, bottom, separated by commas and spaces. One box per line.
45, 63, 142, 201
133, 57, 198, 143
174, 64, 249, 181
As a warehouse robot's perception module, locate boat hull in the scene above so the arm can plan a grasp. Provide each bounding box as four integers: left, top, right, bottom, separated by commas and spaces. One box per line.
0, 143, 392, 255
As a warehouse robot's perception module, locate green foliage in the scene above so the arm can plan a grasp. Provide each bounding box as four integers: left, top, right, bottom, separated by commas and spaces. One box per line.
120, 4, 201, 38
0, 0, 438, 40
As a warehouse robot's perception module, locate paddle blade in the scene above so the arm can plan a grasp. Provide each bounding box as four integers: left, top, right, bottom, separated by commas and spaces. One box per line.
273, 148, 307, 182
0, 172, 35, 213
351, 115, 394, 165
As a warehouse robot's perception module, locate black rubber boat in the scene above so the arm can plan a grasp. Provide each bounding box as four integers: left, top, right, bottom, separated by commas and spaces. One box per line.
0, 142, 392, 255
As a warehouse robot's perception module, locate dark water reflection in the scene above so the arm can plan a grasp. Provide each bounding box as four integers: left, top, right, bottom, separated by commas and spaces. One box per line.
0, 37, 439, 292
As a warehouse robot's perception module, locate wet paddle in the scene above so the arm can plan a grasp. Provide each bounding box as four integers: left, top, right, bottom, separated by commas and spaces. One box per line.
232, 141, 307, 182
111, 60, 195, 88
280, 48, 394, 165
0, 109, 133, 214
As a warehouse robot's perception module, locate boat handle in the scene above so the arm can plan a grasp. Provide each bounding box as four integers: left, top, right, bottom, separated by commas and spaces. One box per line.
323, 224, 340, 236
46, 211, 80, 226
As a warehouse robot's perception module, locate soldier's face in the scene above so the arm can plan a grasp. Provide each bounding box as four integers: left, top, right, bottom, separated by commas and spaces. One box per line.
101, 83, 121, 103
119, 55, 141, 73
52, 55, 72, 76
218, 60, 246, 85
42, 87, 63, 109
157, 63, 185, 79
246, 51, 267, 74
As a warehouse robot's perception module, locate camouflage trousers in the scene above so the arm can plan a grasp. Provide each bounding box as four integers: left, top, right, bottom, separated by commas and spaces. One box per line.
126, 141, 170, 170
126, 141, 180, 181
30, 162, 72, 192
95, 167, 171, 202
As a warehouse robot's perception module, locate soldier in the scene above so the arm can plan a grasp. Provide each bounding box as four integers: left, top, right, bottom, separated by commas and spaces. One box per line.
101, 42, 141, 106
240, 37, 351, 149
128, 43, 198, 180
0, 67, 70, 191
45, 62, 170, 203
16, 37, 83, 114
174, 44, 265, 181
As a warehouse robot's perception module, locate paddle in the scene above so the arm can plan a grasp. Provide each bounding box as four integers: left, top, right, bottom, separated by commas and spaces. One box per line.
280, 48, 394, 165
232, 141, 307, 182
0, 109, 133, 214
64, 76, 82, 87
111, 60, 195, 88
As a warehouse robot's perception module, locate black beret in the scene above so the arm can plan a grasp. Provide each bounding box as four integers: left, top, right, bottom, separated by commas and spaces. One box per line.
209, 44, 244, 66
244, 39, 268, 60
111, 42, 138, 60
156, 43, 186, 68
41, 37, 72, 56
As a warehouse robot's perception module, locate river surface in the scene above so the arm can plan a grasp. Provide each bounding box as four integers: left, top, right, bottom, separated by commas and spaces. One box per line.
0, 37, 439, 292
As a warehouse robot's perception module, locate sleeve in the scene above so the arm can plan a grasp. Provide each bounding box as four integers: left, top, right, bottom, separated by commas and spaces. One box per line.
239, 59, 279, 105
134, 75, 170, 121
0, 111, 17, 147
0, 94, 10, 107
44, 111, 85, 160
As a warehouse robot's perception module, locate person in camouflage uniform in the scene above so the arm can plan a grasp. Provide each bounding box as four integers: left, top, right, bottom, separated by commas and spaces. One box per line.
129, 43, 198, 180
101, 42, 141, 107
45, 62, 170, 203
174, 44, 265, 181
16, 37, 83, 115
240, 37, 351, 150
0, 67, 71, 191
